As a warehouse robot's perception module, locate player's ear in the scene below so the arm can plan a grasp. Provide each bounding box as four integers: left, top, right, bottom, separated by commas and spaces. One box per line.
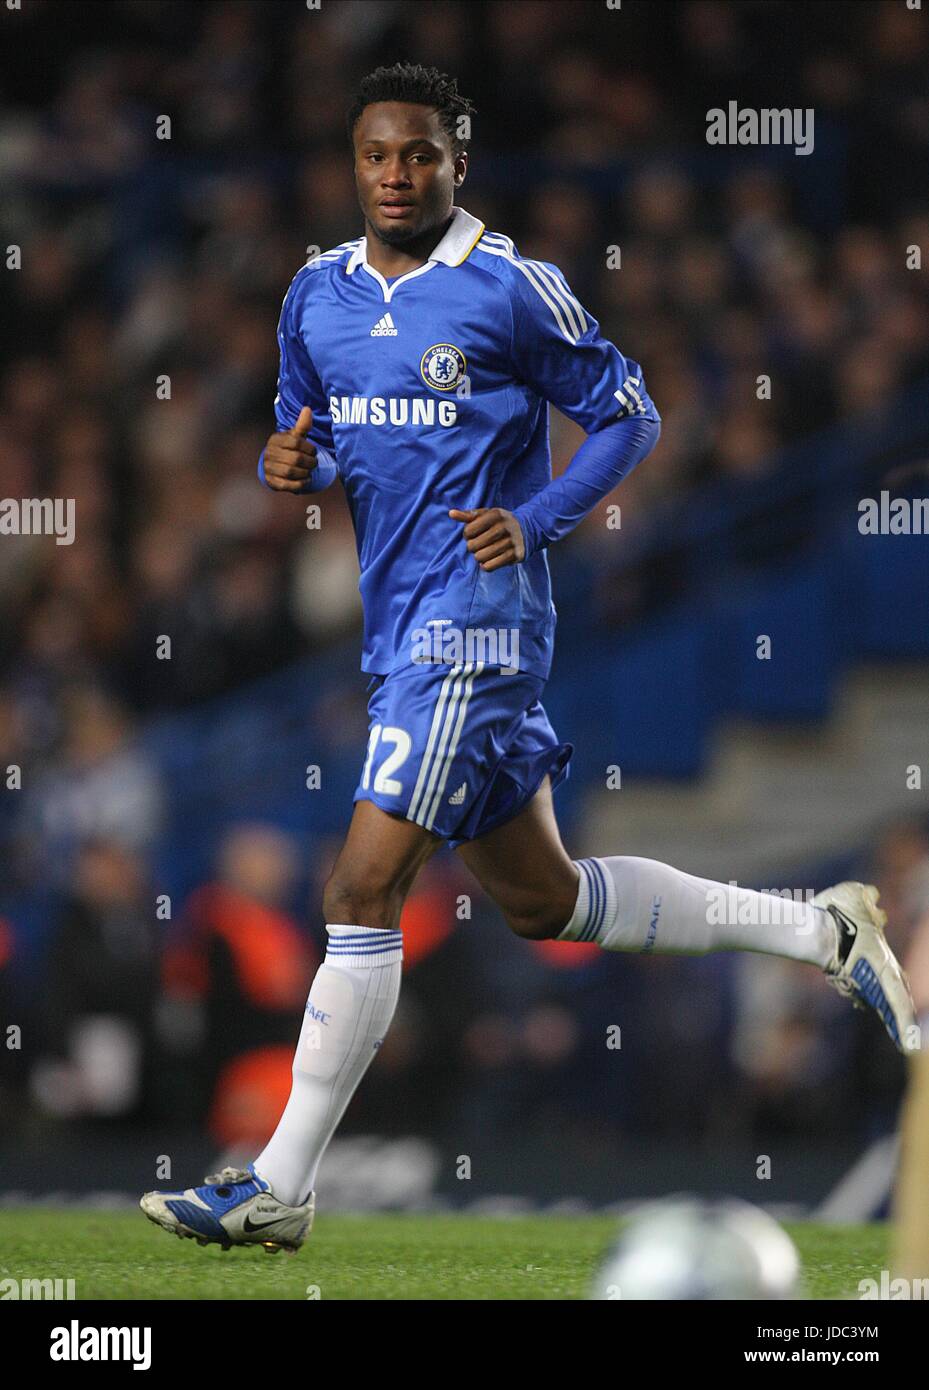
453, 151, 468, 186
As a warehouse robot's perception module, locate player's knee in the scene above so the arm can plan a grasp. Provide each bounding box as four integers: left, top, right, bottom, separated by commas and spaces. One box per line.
502, 887, 576, 942
489, 861, 579, 941
322, 868, 407, 933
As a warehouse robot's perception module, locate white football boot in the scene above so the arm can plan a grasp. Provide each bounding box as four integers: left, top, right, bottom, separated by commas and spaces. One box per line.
140, 1163, 314, 1254
817, 881, 920, 1054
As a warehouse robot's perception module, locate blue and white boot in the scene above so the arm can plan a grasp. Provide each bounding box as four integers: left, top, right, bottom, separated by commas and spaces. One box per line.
817, 881, 920, 1054
140, 1164, 314, 1254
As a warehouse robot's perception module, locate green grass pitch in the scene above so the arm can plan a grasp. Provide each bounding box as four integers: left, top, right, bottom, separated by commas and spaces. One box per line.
0, 1210, 888, 1300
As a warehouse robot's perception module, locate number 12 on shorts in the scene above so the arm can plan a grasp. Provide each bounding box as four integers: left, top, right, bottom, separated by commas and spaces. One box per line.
361, 724, 412, 796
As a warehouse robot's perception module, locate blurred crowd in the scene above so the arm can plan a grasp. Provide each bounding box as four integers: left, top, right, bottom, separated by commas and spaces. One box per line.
2, 0, 929, 1160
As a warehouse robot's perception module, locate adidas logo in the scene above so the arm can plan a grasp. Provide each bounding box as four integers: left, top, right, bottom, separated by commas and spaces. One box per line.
370, 312, 398, 336
448, 782, 467, 806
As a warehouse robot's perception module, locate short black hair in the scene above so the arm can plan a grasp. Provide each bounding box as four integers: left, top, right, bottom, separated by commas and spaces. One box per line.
347, 62, 475, 155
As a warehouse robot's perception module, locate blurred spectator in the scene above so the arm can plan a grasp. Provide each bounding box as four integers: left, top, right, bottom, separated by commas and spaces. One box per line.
30, 840, 158, 1120
158, 823, 315, 1142
17, 683, 163, 889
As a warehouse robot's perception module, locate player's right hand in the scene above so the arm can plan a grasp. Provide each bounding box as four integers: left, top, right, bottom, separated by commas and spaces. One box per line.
262, 405, 317, 492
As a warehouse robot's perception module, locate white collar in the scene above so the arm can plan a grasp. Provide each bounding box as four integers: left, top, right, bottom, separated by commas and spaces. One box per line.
345, 206, 485, 275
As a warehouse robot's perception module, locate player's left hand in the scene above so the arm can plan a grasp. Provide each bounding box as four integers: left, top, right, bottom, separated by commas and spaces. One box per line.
449, 507, 526, 571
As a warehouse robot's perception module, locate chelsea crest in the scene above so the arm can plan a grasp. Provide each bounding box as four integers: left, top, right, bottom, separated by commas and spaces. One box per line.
420, 343, 467, 392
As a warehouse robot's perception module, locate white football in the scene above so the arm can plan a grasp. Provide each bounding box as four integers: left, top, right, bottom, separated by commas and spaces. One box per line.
591, 1196, 801, 1300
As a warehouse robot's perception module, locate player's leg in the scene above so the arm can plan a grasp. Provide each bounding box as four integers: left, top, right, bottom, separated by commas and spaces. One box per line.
893, 1039, 929, 1280
892, 936, 929, 1278
457, 779, 916, 1052
456, 763, 835, 962
252, 800, 440, 1206
141, 801, 439, 1248
456, 774, 827, 958
454, 774, 580, 940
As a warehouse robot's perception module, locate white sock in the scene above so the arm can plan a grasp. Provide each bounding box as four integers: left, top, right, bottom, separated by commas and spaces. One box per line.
558, 857, 835, 966
252, 924, 402, 1206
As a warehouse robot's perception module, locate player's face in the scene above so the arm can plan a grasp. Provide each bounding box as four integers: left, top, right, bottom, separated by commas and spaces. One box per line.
353, 102, 467, 247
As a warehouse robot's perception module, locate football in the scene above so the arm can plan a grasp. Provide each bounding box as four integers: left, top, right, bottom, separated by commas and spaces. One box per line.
591, 1197, 801, 1300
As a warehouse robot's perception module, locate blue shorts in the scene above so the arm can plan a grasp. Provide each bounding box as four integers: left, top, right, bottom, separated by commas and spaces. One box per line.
353, 661, 572, 847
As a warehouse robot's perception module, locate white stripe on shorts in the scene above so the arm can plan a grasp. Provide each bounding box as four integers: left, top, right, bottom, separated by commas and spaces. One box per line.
420, 662, 483, 831
407, 663, 465, 824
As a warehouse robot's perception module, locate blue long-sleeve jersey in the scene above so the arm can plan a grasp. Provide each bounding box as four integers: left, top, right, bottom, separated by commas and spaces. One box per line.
262, 206, 660, 679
